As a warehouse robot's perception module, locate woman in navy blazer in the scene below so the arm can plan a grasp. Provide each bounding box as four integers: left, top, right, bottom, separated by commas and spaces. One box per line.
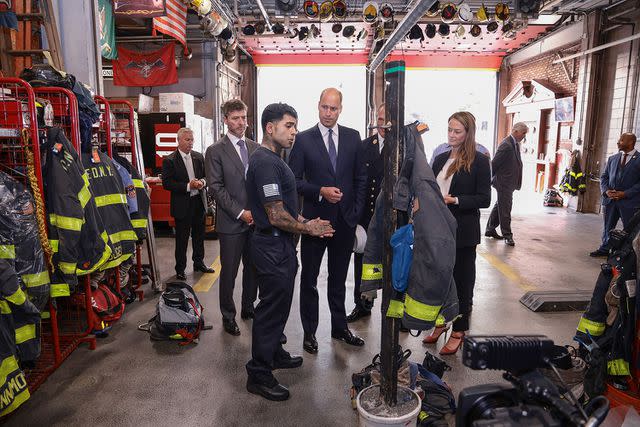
424, 111, 491, 355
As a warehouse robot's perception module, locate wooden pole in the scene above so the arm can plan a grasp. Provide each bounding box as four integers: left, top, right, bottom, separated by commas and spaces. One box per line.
380, 60, 405, 405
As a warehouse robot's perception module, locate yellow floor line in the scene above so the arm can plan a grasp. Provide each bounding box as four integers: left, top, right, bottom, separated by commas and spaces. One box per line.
477, 247, 536, 292
193, 256, 222, 293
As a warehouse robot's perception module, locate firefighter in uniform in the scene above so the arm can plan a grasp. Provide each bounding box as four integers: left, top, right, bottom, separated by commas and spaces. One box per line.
245, 103, 334, 402
348, 104, 385, 322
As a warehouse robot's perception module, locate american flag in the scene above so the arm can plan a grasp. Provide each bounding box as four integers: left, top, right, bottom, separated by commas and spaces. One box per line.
153, 0, 188, 53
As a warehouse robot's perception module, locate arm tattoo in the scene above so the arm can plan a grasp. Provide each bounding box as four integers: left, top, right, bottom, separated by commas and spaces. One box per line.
264, 201, 307, 234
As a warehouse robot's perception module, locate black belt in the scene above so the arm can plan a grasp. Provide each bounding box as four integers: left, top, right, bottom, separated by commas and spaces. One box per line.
257, 228, 286, 237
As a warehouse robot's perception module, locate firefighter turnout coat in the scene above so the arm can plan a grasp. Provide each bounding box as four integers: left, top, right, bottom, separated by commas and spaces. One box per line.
361, 122, 459, 330
42, 127, 111, 295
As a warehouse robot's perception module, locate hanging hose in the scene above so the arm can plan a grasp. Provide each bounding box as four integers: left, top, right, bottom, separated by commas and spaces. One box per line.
22, 128, 54, 272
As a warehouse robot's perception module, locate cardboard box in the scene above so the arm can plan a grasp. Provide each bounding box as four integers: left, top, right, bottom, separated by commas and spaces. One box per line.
159, 92, 194, 115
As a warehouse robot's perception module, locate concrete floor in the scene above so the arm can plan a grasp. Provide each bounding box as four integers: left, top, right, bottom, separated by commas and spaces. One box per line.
6, 192, 605, 426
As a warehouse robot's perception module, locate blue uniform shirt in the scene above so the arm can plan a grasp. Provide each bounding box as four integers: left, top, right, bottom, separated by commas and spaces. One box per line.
246, 146, 298, 231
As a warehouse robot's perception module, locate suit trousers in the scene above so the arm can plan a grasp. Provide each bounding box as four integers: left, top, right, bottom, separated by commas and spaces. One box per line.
486, 189, 514, 238
218, 231, 257, 320
246, 233, 297, 383
452, 246, 477, 332
174, 195, 205, 273
599, 202, 637, 249
300, 214, 355, 334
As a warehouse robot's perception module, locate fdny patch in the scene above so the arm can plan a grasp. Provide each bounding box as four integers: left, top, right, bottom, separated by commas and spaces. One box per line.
262, 183, 280, 198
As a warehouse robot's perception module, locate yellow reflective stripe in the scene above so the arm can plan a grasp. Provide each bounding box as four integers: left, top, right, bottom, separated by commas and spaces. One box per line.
77, 232, 112, 275
78, 173, 91, 208
404, 294, 441, 322
386, 299, 404, 318
50, 213, 83, 231
49, 239, 59, 253
50, 283, 70, 298
0, 301, 10, 314
435, 314, 445, 327
99, 253, 133, 270
58, 261, 77, 275
5, 288, 26, 306
41, 311, 50, 319
0, 245, 15, 259
132, 179, 144, 189
110, 230, 138, 244
577, 316, 605, 336
15, 324, 36, 345
0, 355, 30, 417
608, 359, 630, 376
362, 264, 383, 281
94, 193, 127, 207
21, 271, 50, 288
131, 218, 148, 229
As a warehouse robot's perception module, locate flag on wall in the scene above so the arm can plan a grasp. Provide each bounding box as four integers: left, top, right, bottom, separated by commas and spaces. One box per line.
112, 44, 178, 87
152, 0, 188, 54
99, 0, 117, 60
114, 0, 166, 18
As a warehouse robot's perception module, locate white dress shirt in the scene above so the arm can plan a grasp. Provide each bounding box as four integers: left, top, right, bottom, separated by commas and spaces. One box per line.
318, 122, 339, 156
620, 149, 636, 165
226, 133, 248, 220
179, 149, 199, 195
378, 135, 385, 153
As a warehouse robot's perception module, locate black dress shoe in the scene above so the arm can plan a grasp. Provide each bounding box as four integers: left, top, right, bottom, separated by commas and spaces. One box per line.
194, 263, 215, 273
347, 306, 371, 323
223, 318, 240, 336
331, 328, 365, 347
303, 333, 318, 354
246, 378, 290, 401
590, 248, 608, 257
273, 355, 303, 369
280, 334, 287, 345
241, 310, 255, 320
175, 272, 186, 281
484, 229, 504, 239
504, 237, 515, 246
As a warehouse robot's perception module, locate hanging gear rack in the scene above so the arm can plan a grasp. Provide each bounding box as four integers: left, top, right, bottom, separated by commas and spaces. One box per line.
0, 78, 97, 394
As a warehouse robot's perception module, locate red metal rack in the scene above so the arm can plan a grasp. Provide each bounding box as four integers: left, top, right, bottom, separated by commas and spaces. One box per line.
0, 79, 96, 394
107, 99, 145, 300
93, 95, 112, 156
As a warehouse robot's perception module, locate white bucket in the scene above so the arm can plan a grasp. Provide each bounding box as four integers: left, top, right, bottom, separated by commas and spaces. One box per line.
356, 385, 421, 427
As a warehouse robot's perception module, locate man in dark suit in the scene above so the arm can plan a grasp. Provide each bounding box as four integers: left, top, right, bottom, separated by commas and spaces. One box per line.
205, 99, 258, 336
347, 104, 385, 323
485, 122, 528, 246
590, 133, 640, 257
289, 87, 367, 353
162, 127, 215, 281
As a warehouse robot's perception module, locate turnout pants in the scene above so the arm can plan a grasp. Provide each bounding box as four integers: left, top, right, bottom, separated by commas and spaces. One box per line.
174, 195, 205, 274
246, 232, 297, 384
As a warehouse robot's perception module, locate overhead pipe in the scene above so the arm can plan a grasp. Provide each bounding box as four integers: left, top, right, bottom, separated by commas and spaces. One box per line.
254, 0, 273, 32
367, 0, 437, 72
552, 31, 640, 63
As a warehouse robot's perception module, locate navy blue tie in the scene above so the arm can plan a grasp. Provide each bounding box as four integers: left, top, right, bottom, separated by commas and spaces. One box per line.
327, 128, 337, 172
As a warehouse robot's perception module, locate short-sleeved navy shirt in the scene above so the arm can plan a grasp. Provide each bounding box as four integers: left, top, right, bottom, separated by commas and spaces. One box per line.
246, 146, 299, 231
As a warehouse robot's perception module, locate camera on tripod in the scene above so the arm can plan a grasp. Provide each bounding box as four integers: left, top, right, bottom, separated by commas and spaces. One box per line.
455, 335, 609, 427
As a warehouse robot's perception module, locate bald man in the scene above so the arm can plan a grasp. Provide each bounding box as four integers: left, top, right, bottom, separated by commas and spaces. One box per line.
288, 88, 367, 353
591, 133, 640, 257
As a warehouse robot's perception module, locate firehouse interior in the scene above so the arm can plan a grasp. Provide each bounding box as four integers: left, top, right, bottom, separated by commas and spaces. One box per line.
1, 0, 640, 425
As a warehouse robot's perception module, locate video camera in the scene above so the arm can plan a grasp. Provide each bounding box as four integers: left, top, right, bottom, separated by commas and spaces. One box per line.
455, 335, 609, 427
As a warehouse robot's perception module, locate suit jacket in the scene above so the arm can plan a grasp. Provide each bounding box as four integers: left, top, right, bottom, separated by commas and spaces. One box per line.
205, 135, 259, 234
491, 135, 522, 192
288, 124, 367, 228
433, 151, 491, 247
600, 150, 640, 208
162, 149, 206, 220
360, 134, 384, 228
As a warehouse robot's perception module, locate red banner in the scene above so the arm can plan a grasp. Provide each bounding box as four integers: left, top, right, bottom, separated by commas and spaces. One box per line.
114, 0, 165, 18
112, 44, 178, 87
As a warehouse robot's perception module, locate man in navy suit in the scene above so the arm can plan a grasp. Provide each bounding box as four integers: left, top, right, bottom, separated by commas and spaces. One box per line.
591, 133, 640, 257
288, 88, 367, 353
